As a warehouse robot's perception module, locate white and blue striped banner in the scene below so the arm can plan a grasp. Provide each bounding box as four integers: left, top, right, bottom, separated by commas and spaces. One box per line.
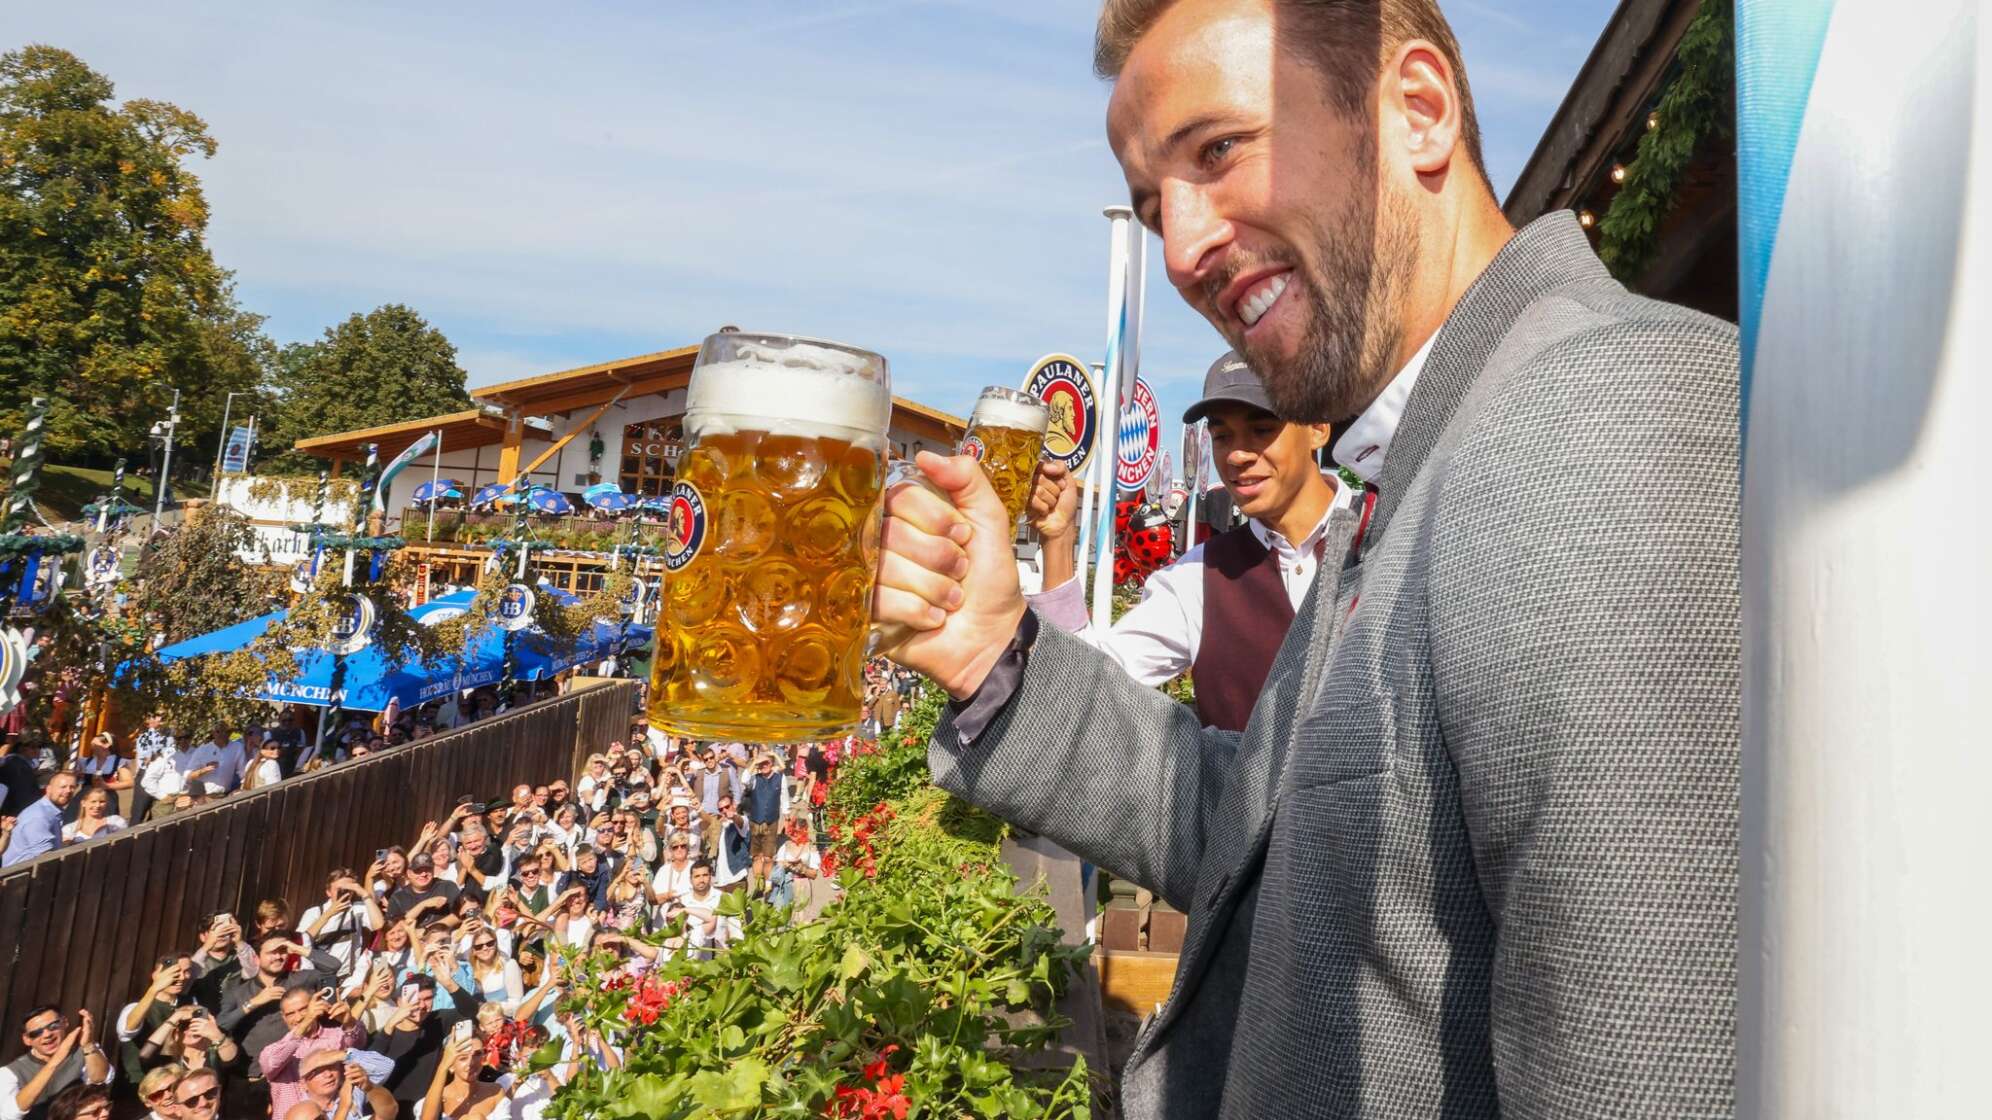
1739, 1, 1987, 1113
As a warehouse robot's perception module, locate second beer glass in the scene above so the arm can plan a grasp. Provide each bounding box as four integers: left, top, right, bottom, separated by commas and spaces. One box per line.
958, 386, 1050, 524
648, 331, 889, 743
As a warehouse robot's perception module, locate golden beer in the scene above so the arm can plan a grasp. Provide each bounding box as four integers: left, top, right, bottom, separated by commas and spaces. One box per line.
647, 332, 890, 743
959, 386, 1049, 523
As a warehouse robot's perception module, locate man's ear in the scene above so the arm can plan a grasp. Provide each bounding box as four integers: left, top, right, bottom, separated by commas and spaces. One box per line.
1386, 40, 1466, 180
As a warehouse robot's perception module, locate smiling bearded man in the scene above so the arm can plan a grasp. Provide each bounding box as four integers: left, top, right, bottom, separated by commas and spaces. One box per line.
869, 0, 1740, 1117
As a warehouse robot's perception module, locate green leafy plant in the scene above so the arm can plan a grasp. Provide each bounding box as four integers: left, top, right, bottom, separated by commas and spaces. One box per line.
546, 682, 1094, 1119
1597, 0, 1734, 281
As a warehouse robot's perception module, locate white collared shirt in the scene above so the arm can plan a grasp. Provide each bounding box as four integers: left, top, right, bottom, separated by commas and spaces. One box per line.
1028, 481, 1353, 688
1332, 334, 1437, 484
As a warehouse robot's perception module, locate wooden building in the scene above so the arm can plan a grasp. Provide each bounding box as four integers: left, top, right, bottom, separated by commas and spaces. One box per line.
1504, 0, 1737, 323
291, 345, 967, 593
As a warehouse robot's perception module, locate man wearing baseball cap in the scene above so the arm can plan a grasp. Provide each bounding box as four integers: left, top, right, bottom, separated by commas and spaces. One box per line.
1025, 350, 1348, 731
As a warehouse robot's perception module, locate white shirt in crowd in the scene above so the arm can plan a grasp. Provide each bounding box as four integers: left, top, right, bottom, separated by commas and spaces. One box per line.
139, 752, 188, 801
245, 757, 282, 789
0, 1061, 115, 1120
775, 840, 821, 877
649, 861, 694, 910
62, 816, 128, 843
1028, 489, 1351, 688
180, 738, 246, 795
298, 899, 379, 977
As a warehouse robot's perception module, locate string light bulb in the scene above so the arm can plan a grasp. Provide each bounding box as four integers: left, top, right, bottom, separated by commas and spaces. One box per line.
1610, 163, 1628, 184
1578, 209, 1596, 229
1647, 111, 1660, 131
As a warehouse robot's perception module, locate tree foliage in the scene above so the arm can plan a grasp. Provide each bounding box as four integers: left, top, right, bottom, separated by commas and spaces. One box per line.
130, 504, 282, 645
0, 44, 268, 460
261, 304, 471, 471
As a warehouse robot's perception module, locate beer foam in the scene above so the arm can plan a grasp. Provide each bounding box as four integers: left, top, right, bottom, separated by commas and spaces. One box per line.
971, 395, 1050, 434
687, 354, 891, 445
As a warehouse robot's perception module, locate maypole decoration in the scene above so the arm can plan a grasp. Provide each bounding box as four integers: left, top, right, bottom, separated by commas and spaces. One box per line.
1737, 0, 1987, 1112
1090, 206, 1146, 631
500, 471, 533, 708
320, 445, 382, 749
0, 398, 86, 715
1, 398, 84, 610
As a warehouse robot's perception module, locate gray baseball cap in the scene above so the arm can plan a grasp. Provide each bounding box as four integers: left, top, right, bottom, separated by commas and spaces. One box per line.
1182, 351, 1276, 423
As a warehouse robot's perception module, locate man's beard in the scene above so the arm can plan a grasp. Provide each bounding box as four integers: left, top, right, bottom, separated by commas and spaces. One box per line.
1241, 178, 1419, 424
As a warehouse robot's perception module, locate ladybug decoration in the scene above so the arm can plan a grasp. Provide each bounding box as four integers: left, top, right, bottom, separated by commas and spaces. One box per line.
1114, 497, 1139, 539
1114, 499, 1176, 586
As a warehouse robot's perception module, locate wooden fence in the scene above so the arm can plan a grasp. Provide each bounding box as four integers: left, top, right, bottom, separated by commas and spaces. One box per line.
0, 680, 639, 1059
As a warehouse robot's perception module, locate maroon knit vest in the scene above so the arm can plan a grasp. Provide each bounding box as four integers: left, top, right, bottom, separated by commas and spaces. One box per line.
1191, 525, 1296, 732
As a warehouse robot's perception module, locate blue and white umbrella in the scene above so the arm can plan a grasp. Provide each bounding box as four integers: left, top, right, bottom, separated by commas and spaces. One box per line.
581, 482, 623, 502
469, 482, 512, 508
589, 491, 638, 512
526, 488, 574, 516
412, 479, 465, 503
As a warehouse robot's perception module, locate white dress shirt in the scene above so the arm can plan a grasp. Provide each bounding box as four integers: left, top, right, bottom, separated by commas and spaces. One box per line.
1331, 333, 1436, 484
1028, 483, 1352, 688
139, 751, 189, 800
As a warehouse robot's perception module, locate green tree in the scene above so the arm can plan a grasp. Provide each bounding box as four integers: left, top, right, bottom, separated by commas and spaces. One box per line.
131, 503, 281, 645
0, 45, 268, 461
262, 304, 471, 470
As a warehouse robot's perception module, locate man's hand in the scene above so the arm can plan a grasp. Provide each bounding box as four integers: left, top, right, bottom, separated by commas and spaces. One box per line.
149, 958, 187, 993
871, 451, 1028, 698
1027, 459, 1081, 540
251, 982, 287, 1008
343, 1062, 370, 1092
76, 1009, 96, 1049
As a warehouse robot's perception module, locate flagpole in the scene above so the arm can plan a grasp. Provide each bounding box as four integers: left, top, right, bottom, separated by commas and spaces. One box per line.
1072, 362, 1106, 607
1183, 422, 1203, 546
1091, 207, 1135, 631
426, 429, 442, 544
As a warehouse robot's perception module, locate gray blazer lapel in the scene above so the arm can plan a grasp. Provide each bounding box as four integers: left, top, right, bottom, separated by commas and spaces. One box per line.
1366, 212, 1616, 556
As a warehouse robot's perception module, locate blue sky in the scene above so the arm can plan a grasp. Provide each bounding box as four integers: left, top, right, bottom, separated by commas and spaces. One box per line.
17, 0, 1614, 461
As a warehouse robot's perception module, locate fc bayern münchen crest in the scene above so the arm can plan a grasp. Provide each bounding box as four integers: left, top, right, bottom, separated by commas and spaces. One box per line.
662, 481, 708, 573
1024, 354, 1099, 472
1115, 376, 1161, 491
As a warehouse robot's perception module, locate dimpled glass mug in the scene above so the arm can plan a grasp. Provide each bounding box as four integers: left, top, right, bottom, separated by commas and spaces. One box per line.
647, 331, 889, 743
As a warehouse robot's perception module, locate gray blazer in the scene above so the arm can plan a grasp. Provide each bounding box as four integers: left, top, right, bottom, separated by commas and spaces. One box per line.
931, 213, 1739, 1118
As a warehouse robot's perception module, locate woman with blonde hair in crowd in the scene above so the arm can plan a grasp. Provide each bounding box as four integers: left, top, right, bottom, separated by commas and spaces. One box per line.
463, 922, 524, 1016
62, 785, 127, 844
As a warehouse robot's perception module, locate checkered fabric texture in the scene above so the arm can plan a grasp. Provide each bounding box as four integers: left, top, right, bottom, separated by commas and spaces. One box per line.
931, 212, 1740, 1119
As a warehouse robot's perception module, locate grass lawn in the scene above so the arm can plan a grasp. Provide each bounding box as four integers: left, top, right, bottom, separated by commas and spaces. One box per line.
0, 460, 210, 525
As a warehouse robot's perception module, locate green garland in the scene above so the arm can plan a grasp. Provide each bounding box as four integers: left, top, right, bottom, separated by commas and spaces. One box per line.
0, 531, 85, 560
1597, 0, 1734, 282
246, 475, 359, 506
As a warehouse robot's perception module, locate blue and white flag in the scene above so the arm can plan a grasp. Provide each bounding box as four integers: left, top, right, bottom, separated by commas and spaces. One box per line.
1738, 0, 1987, 1111
220, 426, 254, 474
374, 430, 439, 514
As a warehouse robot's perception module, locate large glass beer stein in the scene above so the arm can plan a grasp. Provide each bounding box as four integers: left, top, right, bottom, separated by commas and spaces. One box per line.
958, 386, 1050, 523
648, 332, 890, 743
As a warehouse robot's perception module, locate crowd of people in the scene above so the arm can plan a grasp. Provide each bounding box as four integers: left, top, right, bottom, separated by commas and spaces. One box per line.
0, 653, 927, 1120
2, 662, 926, 1120
0, 679, 582, 869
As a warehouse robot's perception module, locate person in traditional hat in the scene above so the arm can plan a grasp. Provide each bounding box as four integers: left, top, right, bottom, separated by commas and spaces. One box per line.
1027, 351, 1348, 731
